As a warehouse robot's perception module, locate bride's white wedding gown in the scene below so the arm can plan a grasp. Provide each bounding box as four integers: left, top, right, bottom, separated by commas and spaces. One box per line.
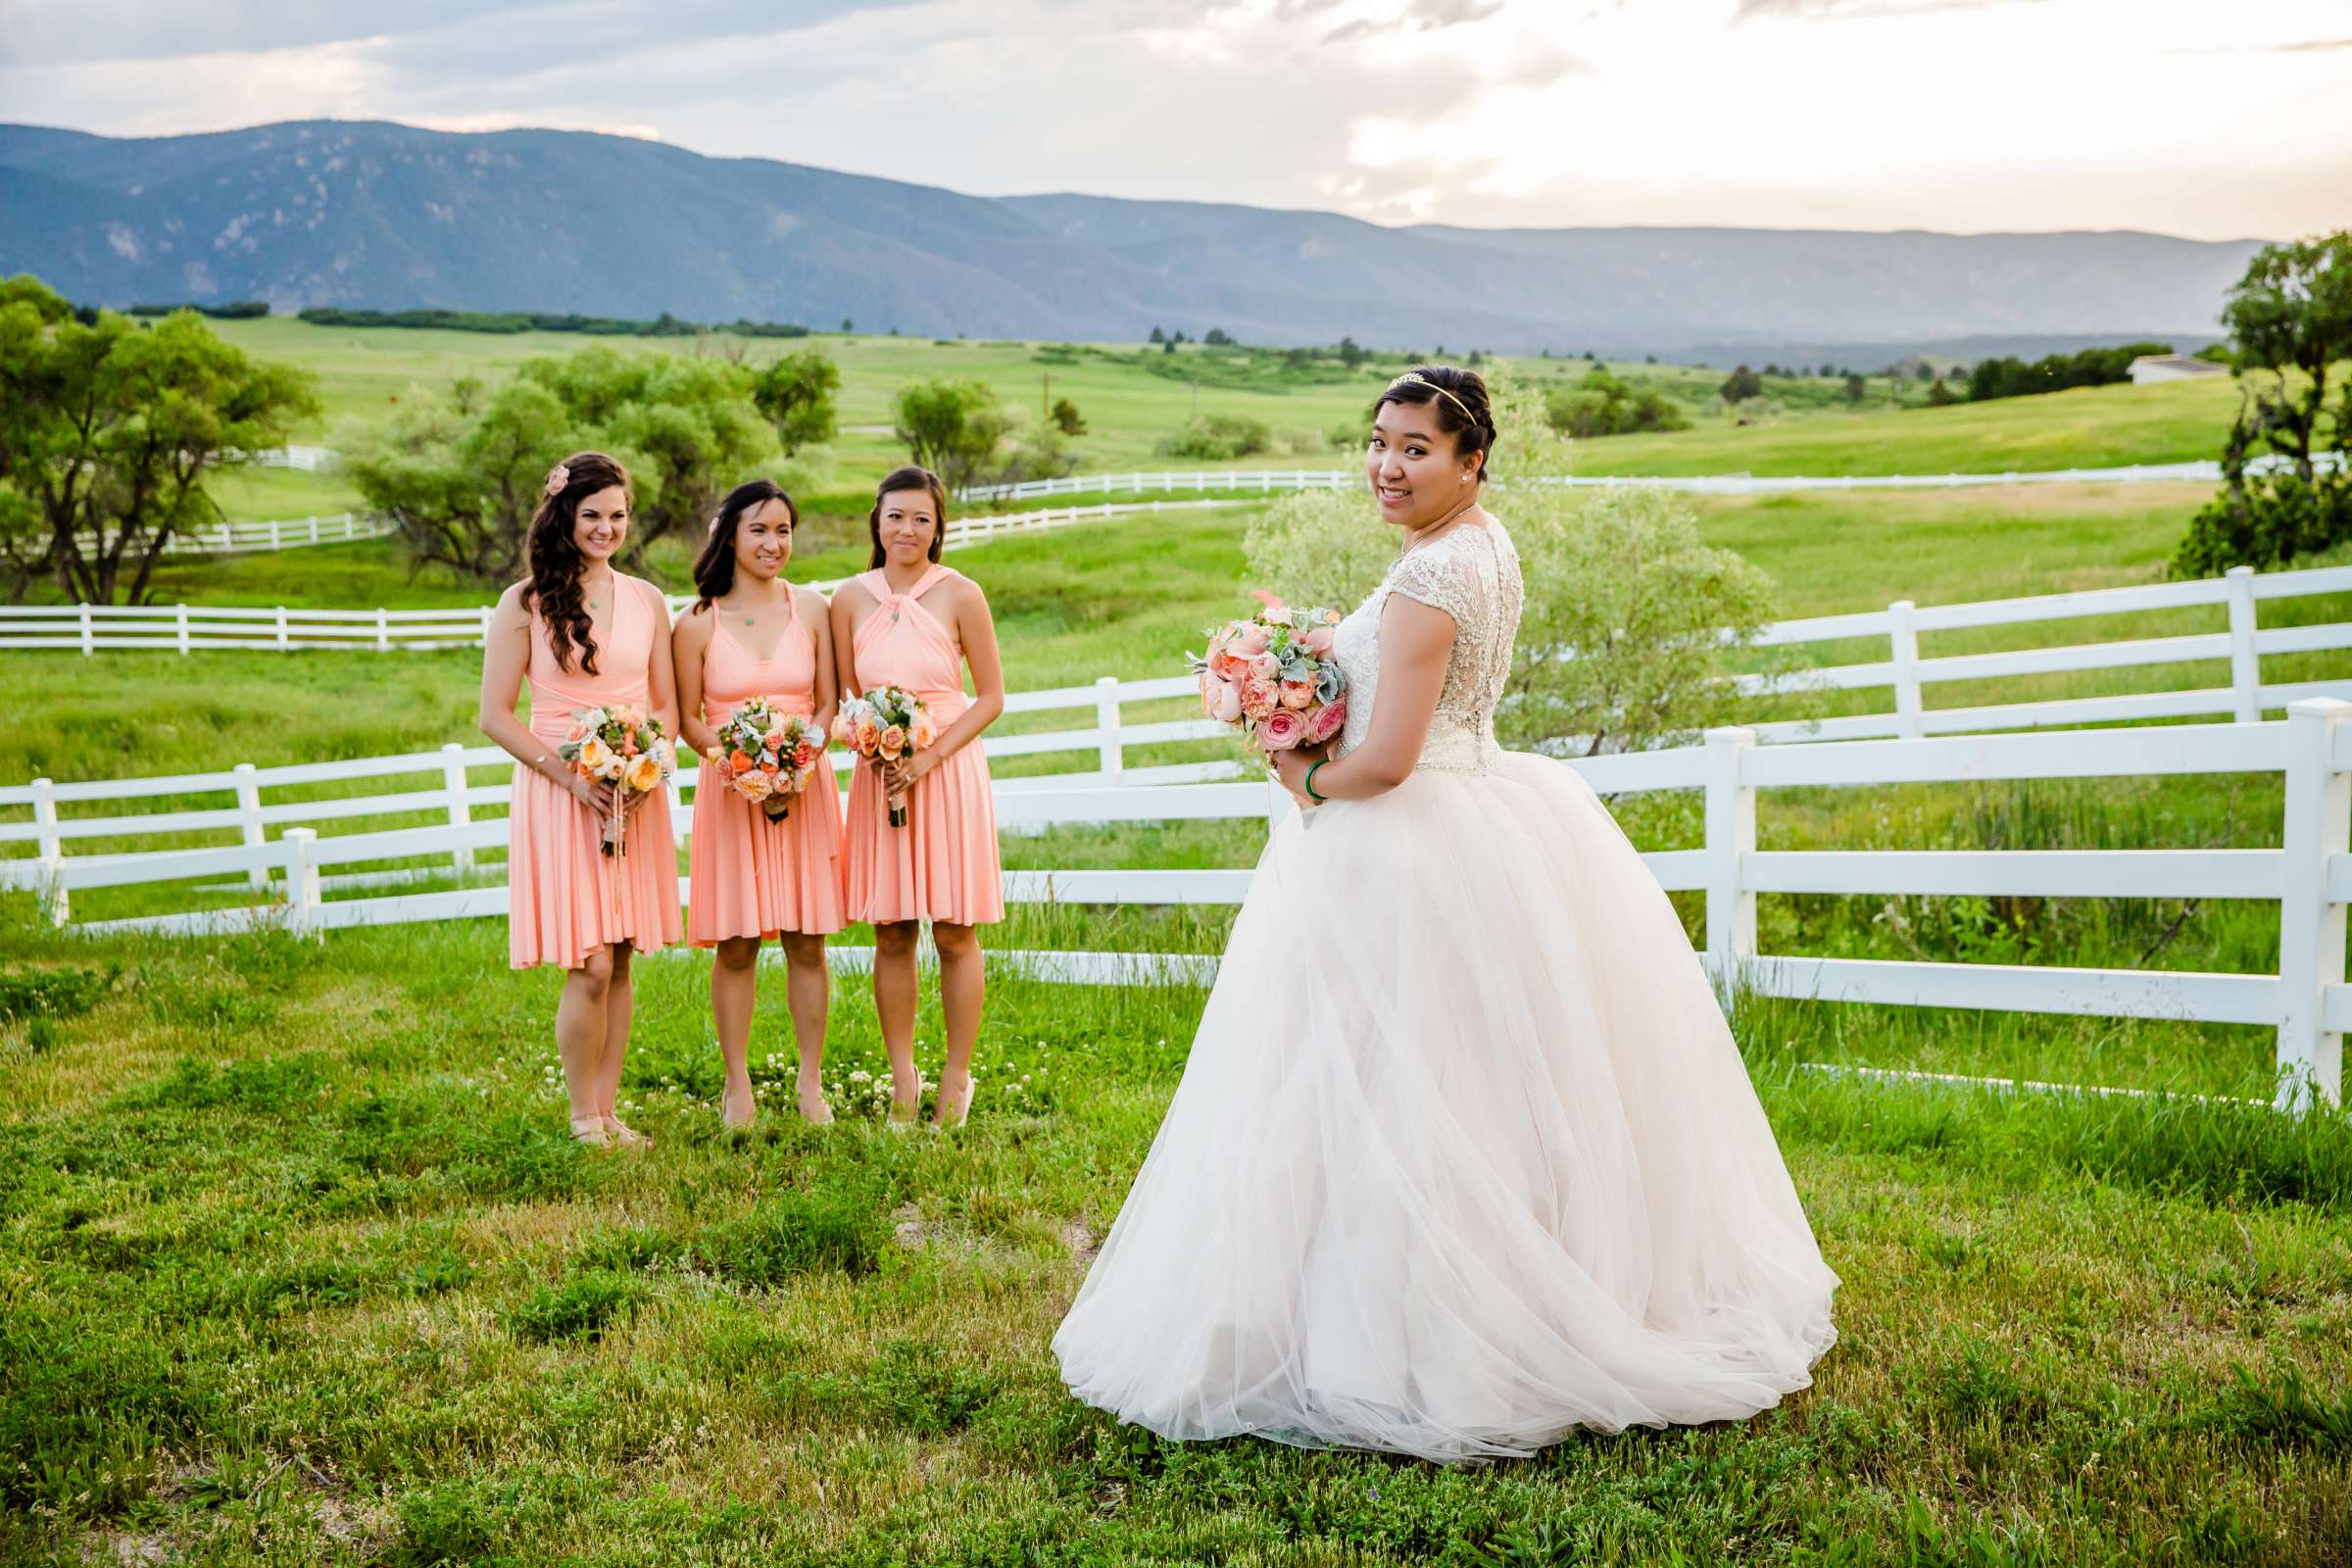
1052, 517, 1838, 1463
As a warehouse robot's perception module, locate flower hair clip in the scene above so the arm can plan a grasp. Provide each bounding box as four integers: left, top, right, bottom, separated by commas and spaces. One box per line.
543, 463, 571, 498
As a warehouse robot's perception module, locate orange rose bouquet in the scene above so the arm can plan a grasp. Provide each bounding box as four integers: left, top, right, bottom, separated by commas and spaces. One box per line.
832, 685, 936, 828
559, 703, 671, 858
714, 699, 826, 822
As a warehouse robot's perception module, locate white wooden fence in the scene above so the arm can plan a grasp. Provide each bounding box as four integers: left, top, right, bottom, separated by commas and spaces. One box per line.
6, 703, 2346, 1109
960, 453, 2342, 504
71, 512, 396, 559
9, 559, 2346, 753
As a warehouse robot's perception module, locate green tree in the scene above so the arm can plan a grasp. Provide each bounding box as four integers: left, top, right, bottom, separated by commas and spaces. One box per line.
1148, 326, 1165, 345
1721, 365, 1763, 405
1844, 373, 1867, 404
2174, 230, 2352, 575
348, 344, 776, 580
1504, 488, 1786, 756
1927, 376, 1959, 407
894, 378, 1012, 494
0, 277, 318, 603
1338, 336, 1368, 369
1544, 368, 1690, 438
1049, 397, 1087, 436
750, 347, 841, 455
520, 347, 775, 555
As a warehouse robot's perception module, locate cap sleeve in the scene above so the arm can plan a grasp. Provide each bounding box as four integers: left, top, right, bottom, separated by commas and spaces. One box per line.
1386, 534, 1486, 627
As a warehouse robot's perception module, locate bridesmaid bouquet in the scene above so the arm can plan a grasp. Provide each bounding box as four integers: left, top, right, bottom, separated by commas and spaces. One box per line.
560, 703, 672, 858
834, 686, 937, 828
714, 700, 826, 822
1191, 590, 1348, 755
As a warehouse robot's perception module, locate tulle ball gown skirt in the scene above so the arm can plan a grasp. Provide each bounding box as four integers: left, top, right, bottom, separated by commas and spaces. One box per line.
1053, 751, 1838, 1464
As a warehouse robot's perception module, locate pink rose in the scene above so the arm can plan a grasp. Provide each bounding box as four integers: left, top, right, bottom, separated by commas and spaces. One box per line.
1248, 652, 1280, 683
1279, 679, 1314, 710
1298, 626, 1336, 657
1308, 698, 1348, 743
1209, 679, 1243, 724
1258, 707, 1307, 750
1231, 624, 1271, 658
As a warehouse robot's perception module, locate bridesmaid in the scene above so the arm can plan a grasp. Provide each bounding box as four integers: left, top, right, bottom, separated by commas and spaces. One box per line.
479, 451, 684, 1149
829, 466, 1006, 1128
674, 479, 845, 1131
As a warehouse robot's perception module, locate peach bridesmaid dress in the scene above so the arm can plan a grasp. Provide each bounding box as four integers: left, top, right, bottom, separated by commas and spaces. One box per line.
687, 593, 847, 944
843, 564, 1004, 926
507, 575, 686, 969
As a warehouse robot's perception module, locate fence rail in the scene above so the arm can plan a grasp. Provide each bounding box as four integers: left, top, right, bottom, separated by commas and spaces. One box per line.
11, 558, 2346, 751
9, 704, 2348, 1109
960, 453, 2343, 504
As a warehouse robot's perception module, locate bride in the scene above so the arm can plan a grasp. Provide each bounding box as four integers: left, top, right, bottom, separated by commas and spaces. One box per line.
1052, 366, 1838, 1463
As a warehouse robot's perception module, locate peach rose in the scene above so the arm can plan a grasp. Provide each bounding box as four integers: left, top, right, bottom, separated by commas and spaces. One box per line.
623, 753, 663, 794
879, 723, 906, 760
729, 750, 757, 775
1279, 679, 1314, 710
576, 736, 613, 775
1208, 678, 1243, 724
763, 729, 788, 753
1248, 652, 1280, 683
910, 712, 937, 749
564, 720, 589, 743
735, 769, 774, 803
1257, 707, 1307, 750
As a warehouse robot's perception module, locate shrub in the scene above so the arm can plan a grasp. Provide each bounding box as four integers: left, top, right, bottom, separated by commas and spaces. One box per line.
1158, 415, 1272, 461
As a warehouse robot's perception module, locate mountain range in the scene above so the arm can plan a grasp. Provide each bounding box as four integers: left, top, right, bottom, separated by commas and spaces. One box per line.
0, 119, 2261, 361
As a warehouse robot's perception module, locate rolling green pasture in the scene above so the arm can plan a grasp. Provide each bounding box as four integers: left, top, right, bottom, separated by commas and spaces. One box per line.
1, 908, 2347, 1566
194, 318, 2277, 517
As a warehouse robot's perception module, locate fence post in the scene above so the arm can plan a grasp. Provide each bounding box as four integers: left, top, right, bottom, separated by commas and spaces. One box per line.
36, 854, 68, 927
29, 777, 61, 868
77, 602, 93, 656
275, 606, 290, 650
478, 606, 493, 647
1094, 675, 1124, 783
233, 761, 269, 893
1887, 599, 1923, 739
2226, 565, 2261, 723
2276, 698, 2350, 1110
1704, 726, 1757, 1004
440, 742, 474, 875
270, 518, 283, 550
375, 608, 390, 653
281, 827, 322, 939
175, 603, 190, 655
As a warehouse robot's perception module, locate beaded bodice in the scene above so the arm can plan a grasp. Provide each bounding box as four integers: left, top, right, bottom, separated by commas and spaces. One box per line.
1333, 517, 1522, 776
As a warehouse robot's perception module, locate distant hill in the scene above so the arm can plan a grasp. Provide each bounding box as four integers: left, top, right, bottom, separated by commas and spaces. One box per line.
0, 119, 2265, 358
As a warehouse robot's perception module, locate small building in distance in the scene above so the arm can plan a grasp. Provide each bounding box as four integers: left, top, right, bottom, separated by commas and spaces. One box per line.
2129, 353, 2230, 385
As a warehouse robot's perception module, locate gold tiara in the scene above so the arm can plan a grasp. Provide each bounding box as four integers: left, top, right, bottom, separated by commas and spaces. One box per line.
1387, 371, 1483, 426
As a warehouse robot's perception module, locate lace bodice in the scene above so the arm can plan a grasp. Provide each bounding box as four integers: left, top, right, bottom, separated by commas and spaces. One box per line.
1333, 517, 1523, 775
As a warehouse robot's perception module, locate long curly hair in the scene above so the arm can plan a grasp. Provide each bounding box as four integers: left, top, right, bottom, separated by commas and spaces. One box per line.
693, 479, 798, 612
522, 450, 632, 675
866, 466, 949, 569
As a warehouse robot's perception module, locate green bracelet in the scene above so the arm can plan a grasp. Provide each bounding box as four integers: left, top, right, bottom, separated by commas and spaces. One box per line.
1303, 759, 1329, 803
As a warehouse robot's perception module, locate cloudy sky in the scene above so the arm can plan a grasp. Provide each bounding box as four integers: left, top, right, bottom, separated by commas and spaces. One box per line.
2, 0, 2346, 238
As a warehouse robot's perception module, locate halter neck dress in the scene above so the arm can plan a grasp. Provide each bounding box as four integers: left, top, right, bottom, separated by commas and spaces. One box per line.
843, 564, 1004, 926
686, 590, 847, 944
506, 573, 684, 969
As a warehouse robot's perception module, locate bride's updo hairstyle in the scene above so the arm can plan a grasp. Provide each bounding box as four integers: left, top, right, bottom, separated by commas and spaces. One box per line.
1374, 365, 1498, 483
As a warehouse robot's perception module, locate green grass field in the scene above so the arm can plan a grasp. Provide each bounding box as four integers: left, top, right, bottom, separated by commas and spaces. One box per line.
188, 318, 2282, 528
2, 911, 2346, 1566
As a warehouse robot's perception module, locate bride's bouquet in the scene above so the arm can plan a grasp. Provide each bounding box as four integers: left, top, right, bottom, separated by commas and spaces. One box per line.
834, 686, 937, 827
1191, 590, 1348, 755
714, 699, 826, 822
560, 703, 672, 858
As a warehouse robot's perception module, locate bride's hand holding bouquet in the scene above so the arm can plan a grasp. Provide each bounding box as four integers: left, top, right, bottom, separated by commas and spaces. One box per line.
1192, 590, 1348, 801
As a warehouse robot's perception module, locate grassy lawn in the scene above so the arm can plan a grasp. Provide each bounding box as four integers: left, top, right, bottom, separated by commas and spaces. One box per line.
1, 910, 2346, 1565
